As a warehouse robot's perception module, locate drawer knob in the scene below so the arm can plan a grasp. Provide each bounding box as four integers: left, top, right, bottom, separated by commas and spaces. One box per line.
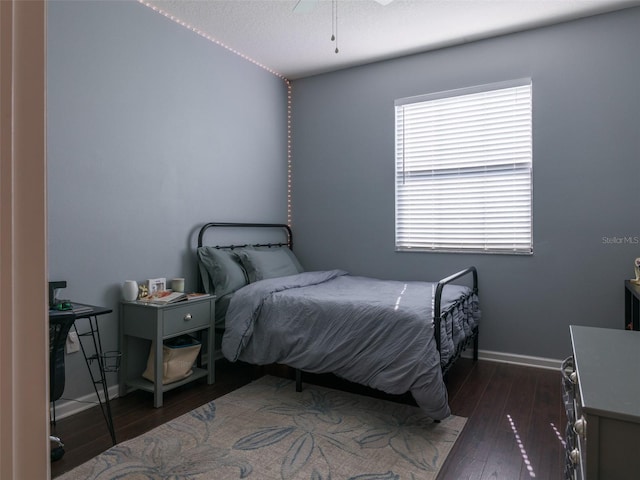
569, 372, 577, 384
574, 417, 587, 437
184, 313, 192, 321
569, 448, 580, 465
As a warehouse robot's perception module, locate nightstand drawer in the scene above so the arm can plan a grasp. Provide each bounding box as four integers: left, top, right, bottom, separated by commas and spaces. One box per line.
163, 301, 211, 336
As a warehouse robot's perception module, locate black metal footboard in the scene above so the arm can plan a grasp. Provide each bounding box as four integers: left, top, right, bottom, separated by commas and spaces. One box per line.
434, 266, 479, 375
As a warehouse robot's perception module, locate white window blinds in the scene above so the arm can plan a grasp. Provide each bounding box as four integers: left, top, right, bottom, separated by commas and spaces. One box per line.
395, 79, 532, 254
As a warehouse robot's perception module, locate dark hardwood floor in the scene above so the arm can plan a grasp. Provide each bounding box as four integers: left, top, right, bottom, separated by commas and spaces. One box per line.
51, 359, 565, 479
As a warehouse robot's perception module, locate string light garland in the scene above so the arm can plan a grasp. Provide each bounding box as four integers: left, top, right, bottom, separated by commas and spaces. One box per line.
331, 0, 339, 54
138, 0, 294, 227
138, 1, 286, 80
286, 79, 293, 226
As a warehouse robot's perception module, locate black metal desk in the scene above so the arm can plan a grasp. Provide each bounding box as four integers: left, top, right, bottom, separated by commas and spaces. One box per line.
49, 303, 117, 445
624, 280, 640, 331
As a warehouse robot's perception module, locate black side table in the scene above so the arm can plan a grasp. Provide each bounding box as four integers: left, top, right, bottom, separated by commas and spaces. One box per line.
624, 280, 640, 331
50, 303, 118, 445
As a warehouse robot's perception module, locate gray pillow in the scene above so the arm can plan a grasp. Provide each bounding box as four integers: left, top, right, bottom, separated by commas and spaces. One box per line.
197, 247, 247, 297
236, 247, 304, 282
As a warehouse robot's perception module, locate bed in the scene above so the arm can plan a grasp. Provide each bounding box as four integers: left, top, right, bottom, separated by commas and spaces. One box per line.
196, 222, 480, 420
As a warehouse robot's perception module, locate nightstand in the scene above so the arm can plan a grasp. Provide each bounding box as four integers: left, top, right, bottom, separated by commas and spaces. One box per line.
119, 295, 215, 407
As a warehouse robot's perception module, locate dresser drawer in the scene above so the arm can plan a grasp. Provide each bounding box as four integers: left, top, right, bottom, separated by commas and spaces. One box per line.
561, 356, 576, 422
163, 301, 211, 337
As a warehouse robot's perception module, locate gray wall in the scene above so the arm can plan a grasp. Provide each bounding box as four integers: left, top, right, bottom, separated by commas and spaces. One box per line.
47, 0, 288, 399
290, 8, 640, 361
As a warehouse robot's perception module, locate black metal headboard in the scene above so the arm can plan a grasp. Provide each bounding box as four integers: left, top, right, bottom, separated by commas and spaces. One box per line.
196, 222, 293, 294
197, 222, 293, 250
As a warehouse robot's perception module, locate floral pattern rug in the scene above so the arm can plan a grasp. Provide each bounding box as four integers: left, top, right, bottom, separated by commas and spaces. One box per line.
57, 376, 466, 480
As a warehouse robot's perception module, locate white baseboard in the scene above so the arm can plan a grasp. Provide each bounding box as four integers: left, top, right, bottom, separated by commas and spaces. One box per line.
462, 349, 562, 371
52, 352, 215, 421
52, 384, 119, 421
52, 351, 560, 421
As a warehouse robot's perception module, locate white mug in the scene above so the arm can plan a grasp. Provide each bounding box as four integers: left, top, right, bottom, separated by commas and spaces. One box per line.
172, 278, 185, 293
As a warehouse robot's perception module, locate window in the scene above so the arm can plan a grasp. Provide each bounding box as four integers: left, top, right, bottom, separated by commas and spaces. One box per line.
395, 79, 532, 254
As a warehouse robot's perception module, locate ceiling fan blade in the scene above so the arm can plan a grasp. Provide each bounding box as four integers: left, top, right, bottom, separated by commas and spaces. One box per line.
293, 0, 319, 13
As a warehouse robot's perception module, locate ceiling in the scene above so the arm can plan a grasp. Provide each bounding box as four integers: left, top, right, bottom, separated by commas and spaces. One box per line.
143, 0, 640, 79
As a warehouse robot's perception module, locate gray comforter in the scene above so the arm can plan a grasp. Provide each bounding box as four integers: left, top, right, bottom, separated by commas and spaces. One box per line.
222, 270, 477, 420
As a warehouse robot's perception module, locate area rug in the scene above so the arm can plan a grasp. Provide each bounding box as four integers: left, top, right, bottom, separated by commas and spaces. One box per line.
56, 376, 466, 480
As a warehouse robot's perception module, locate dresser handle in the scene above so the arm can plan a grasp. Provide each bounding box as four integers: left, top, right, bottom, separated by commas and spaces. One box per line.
561, 356, 576, 383
569, 448, 581, 465
184, 313, 192, 321
574, 417, 587, 437
569, 372, 577, 384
